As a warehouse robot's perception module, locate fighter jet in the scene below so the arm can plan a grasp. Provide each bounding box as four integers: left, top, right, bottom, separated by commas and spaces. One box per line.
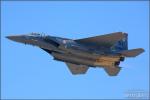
6, 32, 144, 76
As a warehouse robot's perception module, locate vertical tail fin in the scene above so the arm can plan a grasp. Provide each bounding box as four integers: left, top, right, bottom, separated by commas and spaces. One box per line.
111, 33, 128, 52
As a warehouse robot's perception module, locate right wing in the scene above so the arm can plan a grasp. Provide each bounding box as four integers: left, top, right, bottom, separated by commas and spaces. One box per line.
66, 63, 89, 75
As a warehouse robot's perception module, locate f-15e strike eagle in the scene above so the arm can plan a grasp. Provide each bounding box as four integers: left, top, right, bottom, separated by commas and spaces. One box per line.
6, 32, 144, 76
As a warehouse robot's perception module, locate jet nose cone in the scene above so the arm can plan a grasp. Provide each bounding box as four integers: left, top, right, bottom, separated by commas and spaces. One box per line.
6, 35, 19, 41
6, 35, 26, 43
6, 36, 16, 40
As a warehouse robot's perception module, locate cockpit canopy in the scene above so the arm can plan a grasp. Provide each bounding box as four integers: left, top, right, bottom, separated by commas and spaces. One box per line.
30, 33, 41, 36
29, 33, 48, 37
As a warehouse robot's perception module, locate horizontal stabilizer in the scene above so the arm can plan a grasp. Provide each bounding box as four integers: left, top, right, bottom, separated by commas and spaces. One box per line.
104, 66, 121, 76
119, 48, 144, 57
66, 63, 89, 75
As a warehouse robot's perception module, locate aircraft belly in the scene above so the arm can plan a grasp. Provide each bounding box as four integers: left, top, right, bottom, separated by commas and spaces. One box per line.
52, 52, 95, 66
52, 52, 121, 67
58, 45, 98, 59
96, 56, 120, 62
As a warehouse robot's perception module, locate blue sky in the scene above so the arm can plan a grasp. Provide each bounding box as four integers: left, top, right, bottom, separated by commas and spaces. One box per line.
1, 1, 149, 99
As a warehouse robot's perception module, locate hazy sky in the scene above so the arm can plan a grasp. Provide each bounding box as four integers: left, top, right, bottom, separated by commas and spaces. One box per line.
1, 1, 149, 99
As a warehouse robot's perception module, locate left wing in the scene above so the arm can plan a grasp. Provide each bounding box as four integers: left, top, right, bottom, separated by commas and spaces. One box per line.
66, 63, 89, 75
75, 32, 127, 47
